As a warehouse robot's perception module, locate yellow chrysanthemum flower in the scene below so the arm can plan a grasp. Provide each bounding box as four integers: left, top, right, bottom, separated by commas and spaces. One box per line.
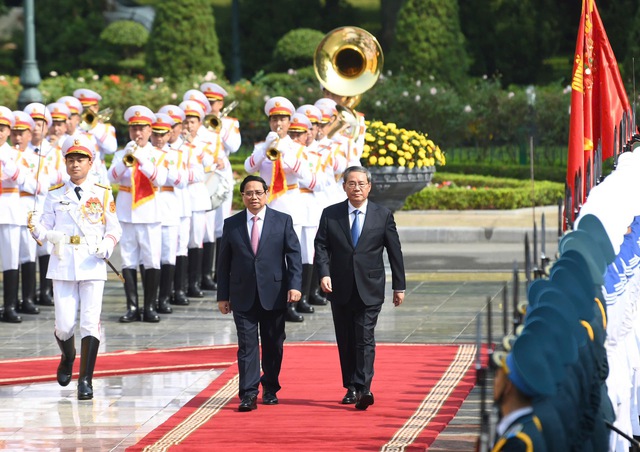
385, 156, 394, 165
378, 158, 386, 167
369, 156, 377, 165
388, 143, 397, 152
398, 157, 406, 166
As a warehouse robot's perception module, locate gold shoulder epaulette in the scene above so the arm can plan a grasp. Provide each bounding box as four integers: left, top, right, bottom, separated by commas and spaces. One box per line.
94, 183, 112, 190
49, 183, 64, 191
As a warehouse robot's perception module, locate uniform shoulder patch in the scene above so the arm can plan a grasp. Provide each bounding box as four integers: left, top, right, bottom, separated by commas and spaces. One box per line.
49, 183, 65, 191
94, 183, 112, 190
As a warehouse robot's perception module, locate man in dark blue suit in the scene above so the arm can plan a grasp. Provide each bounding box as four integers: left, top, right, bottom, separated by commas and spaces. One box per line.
314, 166, 406, 410
217, 175, 302, 412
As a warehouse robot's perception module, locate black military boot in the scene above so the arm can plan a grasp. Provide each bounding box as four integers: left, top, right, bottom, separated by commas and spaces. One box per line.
77, 336, 100, 400
55, 335, 76, 387
187, 248, 204, 298
308, 262, 328, 306
171, 255, 189, 305
143, 268, 161, 322
201, 241, 217, 290
2, 270, 22, 323
296, 264, 314, 314
37, 255, 54, 306
138, 264, 145, 285
157, 264, 173, 314
19, 262, 40, 314
286, 303, 304, 322
119, 268, 140, 322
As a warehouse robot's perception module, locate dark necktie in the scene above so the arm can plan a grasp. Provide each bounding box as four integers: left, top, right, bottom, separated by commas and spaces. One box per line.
74, 186, 82, 200
351, 210, 361, 246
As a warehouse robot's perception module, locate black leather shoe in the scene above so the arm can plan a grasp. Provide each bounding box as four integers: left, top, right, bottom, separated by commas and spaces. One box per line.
309, 290, 328, 306
355, 390, 374, 410
238, 394, 258, 412
341, 389, 356, 404
262, 392, 278, 405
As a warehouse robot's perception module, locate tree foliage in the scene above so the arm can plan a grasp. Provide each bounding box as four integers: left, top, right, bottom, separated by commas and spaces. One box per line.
145, 0, 224, 82
389, 0, 470, 88
271, 28, 325, 72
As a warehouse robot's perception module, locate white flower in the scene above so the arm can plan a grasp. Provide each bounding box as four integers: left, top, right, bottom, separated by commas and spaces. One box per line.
415, 95, 421, 102
430, 87, 437, 95
287, 68, 297, 75
204, 71, 216, 81
482, 74, 488, 80
508, 92, 515, 98
416, 80, 422, 87
402, 91, 408, 97
77, 77, 85, 82
263, 95, 271, 102
92, 74, 99, 80
49, 71, 58, 77
464, 105, 472, 113
387, 70, 393, 76
153, 77, 164, 84
150, 84, 157, 90
0, 75, 4, 81
429, 75, 434, 81
170, 92, 177, 100
375, 100, 382, 106
298, 96, 304, 104
563, 85, 571, 94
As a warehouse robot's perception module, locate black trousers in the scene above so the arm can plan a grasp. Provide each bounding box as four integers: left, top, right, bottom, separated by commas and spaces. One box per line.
233, 296, 286, 399
330, 289, 382, 393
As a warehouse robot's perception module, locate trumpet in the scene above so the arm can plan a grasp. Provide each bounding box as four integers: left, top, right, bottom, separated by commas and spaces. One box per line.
266, 128, 282, 161
80, 107, 113, 131
123, 143, 139, 167
204, 100, 239, 132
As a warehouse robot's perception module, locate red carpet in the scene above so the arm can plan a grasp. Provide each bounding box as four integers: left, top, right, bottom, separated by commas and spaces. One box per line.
0, 345, 237, 385
129, 343, 476, 452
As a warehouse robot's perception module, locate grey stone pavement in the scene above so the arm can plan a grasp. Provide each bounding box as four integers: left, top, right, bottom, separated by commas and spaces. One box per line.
0, 206, 560, 450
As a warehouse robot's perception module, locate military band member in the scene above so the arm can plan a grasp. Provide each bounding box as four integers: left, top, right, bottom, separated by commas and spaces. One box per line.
108, 106, 167, 323
46, 102, 71, 149
149, 113, 188, 314
25, 102, 64, 307
200, 82, 241, 290
320, 88, 366, 166
29, 134, 121, 400
158, 104, 191, 306
73, 89, 117, 184
315, 101, 348, 205
178, 100, 216, 298
244, 96, 313, 322
11, 111, 49, 316
0, 107, 34, 323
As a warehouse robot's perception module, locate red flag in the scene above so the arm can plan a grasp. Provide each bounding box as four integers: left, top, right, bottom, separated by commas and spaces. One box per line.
130, 161, 155, 209
267, 157, 288, 203
565, 0, 632, 228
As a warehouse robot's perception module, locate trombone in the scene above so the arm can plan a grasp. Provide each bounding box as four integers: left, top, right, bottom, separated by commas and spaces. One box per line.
313, 27, 383, 140
80, 107, 113, 131
204, 100, 239, 132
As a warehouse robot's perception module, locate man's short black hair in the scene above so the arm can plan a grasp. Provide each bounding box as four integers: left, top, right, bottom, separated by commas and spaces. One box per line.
240, 175, 268, 193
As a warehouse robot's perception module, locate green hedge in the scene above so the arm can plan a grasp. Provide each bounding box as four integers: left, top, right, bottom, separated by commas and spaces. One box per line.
440, 163, 566, 183
403, 173, 563, 210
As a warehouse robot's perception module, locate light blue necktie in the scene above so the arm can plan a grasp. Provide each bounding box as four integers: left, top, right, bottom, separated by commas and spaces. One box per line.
351, 210, 361, 246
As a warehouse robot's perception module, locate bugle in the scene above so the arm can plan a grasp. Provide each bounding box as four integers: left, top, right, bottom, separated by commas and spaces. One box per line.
123, 143, 139, 167
204, 100, 239, 132
80, 107, 113, 131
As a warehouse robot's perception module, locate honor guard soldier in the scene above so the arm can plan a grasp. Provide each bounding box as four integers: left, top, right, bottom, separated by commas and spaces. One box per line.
46, 102, 71, 149
288, 113, 326, 313
0, 107, 32, 323
25, 102, 66, 307
177, 100, 216, 298
158, 104, 192, 306
199, 82, 240, 291
28, 134, 121, 400
11, 110, 49, 316
73, 89, 117, 183
149, 113, 188, 314
108, 106, 168, 323
244, 96, 313, 322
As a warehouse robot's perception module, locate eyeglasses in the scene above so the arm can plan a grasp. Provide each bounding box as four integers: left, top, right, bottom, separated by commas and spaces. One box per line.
345, 182, 370, 189
242, 190, 266, 198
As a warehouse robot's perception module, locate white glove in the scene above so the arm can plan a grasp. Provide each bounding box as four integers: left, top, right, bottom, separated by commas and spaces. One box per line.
95, 238, 114, 259
45, 230, 65, 245
265, 131, 279, 148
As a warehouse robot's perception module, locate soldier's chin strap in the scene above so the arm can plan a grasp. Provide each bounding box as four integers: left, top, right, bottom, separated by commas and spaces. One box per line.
605, 421, 640, 449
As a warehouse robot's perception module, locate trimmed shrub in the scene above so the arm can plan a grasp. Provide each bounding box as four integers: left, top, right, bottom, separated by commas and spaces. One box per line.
271, 29, 325, 72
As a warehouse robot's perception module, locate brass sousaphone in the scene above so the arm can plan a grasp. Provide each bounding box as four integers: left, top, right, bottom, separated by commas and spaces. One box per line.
313, 26, 383, 140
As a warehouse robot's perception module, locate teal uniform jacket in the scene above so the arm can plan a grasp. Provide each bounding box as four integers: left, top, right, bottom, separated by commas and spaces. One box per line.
492, 412, 547, 452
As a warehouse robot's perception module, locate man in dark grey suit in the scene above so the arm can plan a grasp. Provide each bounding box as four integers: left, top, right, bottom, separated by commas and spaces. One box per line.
217, 175, 302, 412
314, 165, 406, 411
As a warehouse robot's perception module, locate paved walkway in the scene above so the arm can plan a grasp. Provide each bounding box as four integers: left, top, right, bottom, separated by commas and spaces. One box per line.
0, 208, 554, 450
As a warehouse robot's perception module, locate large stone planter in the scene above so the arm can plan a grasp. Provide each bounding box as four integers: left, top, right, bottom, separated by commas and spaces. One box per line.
368, 166, 435, 212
